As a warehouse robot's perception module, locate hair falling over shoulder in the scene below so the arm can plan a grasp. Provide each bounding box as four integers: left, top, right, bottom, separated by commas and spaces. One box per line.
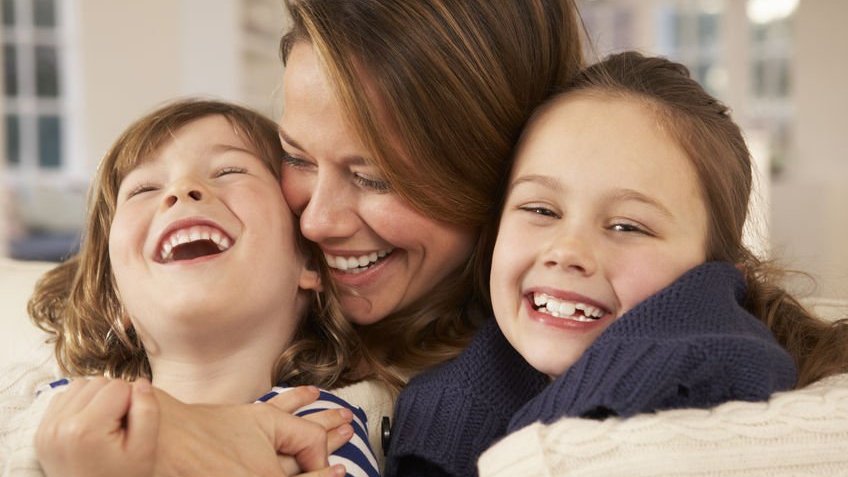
27, 99, 366, 390
281, 0, 586, 380
552, 51, 848, 387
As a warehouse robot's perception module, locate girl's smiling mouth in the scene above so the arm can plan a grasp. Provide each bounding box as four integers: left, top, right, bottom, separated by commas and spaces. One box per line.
156, 221, 234, 263
526, 291, 610, 323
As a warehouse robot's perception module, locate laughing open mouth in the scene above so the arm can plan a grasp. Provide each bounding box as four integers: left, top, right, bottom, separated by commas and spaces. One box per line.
157, 224, 232, 263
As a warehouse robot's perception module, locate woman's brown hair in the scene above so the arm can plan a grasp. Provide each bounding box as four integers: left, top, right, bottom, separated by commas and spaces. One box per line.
279, 0, 585, 385
508, 51, 848, 387
28, 99, 362, 388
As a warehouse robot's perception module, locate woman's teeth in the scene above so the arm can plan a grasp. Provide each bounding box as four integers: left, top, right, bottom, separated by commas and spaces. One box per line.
325, 248, 394, 273
532, 292, 606, 321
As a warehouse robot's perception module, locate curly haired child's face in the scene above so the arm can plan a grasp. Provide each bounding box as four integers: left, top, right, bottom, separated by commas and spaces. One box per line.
490, 94, 708, 378
108, 115, 319, 355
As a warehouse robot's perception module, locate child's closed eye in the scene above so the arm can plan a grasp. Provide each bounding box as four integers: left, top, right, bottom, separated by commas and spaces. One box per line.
126, 183, 159, 199
214, 166, 248, 177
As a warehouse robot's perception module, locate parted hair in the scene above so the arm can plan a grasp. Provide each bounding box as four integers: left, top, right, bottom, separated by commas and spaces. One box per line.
487, 51, 848, 387
28, 99, 363, 388
280, 0, 585, 386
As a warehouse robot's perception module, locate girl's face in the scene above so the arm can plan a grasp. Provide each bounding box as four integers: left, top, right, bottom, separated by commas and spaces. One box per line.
490, 95, 708, 377
279, 42, 475, 325
109, 115, 319, 355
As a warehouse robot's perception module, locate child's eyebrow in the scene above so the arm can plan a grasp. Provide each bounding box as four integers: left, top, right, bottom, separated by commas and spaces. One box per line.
508, 174, 564, 194
606, 188, 674, 218
208, 143, 257, 156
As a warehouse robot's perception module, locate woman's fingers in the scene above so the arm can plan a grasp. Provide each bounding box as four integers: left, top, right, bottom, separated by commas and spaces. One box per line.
78, 379, 133, 430
125, 379, 159, 457
267, 409, 328, 471
301, 408, 353, 431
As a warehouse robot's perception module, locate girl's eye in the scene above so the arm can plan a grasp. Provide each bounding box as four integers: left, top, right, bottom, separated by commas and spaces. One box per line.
282, 153, 313, 169
609, 222, 651, 235
354, 173, 391, 193
214, 166, 247, 177
126, 184, 157, 199
519, 205, 560, 218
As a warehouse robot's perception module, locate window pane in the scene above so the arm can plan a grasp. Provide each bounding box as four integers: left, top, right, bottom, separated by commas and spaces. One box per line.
2, 0, 14, 26
38, 115, 61, 168
5, 114, 20, 165
4, 43, 17, 96
34, 0, 56, 27
36, 45, 59, 97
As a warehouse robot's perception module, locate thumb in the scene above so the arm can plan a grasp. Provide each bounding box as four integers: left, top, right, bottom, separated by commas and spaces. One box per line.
125, 378, 160, 456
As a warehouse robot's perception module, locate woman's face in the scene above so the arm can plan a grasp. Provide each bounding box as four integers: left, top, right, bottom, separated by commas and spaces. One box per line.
279, 42, 475, 325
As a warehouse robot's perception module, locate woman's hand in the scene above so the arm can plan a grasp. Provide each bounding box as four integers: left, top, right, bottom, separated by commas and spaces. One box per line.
35, 377, 159, 477
153, 386, 352, 477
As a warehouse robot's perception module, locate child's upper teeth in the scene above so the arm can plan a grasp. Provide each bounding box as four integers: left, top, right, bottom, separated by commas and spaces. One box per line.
158, 225, 232, 261
532, 292, 605, 319
326, 248, 395, 271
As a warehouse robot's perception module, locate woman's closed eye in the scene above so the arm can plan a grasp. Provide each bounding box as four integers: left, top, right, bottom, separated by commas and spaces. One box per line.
282, 153, 313, 170
353, 172, 391, 193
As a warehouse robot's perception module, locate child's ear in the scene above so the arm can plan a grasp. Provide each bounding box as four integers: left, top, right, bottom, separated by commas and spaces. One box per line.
298, 264, 322, 292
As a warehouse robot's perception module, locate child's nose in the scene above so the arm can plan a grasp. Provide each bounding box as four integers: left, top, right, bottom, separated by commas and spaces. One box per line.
164, 182, 205, 207
542, 233, 597, 276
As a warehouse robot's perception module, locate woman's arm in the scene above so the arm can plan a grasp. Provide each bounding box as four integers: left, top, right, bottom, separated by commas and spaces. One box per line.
152, 386, 348, 477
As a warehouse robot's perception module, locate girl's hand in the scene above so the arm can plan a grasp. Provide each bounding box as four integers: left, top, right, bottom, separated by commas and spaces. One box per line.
35, 377, 159, 477
152, 386, 337, 477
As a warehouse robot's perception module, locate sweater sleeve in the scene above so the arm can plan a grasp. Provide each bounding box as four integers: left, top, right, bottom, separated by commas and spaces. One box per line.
385, 319, 548, 477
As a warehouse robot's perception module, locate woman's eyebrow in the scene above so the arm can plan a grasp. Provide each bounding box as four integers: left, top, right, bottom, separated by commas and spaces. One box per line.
278, 128, 370, 166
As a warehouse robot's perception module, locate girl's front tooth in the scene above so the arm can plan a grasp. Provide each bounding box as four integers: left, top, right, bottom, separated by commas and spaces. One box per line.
559, 301, 576, 316
346, 257, 359, 269
369, 252, 378, 262
357, 255, 370, 267
533, 293, 546, 307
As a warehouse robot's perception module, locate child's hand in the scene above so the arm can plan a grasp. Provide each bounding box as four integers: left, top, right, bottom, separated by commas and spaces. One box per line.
268, 387, 355, 475
35, 377, 160, 477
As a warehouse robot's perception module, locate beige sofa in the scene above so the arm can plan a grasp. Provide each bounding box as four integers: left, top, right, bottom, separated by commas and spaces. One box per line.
1, 258, 847, 475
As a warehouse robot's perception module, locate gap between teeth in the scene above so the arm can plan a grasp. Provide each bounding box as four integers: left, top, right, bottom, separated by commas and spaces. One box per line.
325, 248, 394, 272
533, 293, 605, 320
160, 225, 231, 261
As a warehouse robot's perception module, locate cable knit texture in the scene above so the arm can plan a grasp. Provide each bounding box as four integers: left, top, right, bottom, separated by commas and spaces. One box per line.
388, 262, 797, 477
479, 372, 848, 476
384, 319, 548, 477
509, 261, 797, 431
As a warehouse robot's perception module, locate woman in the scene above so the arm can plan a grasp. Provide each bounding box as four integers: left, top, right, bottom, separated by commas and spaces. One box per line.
33, 0, 586, 475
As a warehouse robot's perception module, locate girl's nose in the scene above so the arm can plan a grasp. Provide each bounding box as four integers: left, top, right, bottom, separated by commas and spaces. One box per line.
164, 181, 205, 208
542, 232, 598, 276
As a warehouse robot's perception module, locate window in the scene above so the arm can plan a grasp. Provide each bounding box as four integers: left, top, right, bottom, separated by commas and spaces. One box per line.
2, 0, 64, 173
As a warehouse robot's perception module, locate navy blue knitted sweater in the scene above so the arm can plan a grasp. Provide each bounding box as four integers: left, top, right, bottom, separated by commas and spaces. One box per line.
385, 262, 798, 477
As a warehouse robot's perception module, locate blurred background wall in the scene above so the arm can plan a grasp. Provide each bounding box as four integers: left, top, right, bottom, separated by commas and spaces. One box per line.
0, 0, 846, 299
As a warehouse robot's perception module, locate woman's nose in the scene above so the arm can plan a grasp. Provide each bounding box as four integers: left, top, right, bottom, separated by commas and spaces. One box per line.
298, 178, 359, 243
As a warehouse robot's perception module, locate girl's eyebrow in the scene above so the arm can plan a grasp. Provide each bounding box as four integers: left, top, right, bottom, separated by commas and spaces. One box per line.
509, 174, 564, 194
606, 189, 674, 219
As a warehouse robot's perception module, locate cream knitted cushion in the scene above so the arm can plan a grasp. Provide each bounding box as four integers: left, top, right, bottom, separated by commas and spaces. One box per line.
478, 372, 848, 476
